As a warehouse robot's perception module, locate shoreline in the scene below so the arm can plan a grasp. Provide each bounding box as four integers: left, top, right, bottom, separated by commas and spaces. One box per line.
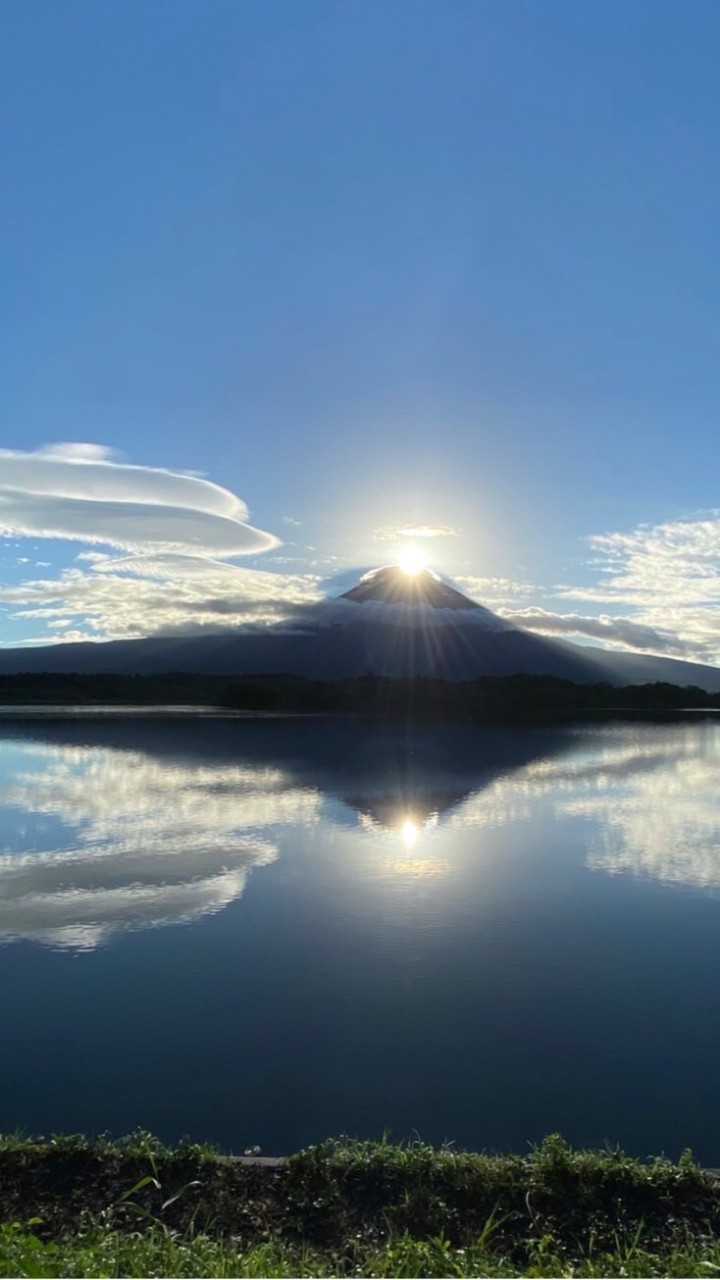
3, 1132, 720, 1277
0, 699, 719, 723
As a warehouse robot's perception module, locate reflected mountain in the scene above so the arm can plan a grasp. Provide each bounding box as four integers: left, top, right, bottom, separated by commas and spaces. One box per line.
0, 714, 573, 832
0, 719, 572, 949
1, 718, 720, 949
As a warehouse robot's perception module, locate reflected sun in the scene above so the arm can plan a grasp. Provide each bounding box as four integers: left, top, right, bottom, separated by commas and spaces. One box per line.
397, 546, 426, 576
400, 818, 419, 849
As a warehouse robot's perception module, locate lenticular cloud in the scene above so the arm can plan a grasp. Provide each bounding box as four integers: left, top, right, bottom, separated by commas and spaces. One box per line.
0, 445, 278, 558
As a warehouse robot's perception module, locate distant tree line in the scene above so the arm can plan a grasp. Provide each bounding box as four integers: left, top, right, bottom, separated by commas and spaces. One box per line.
220, 673, 716, 721
0, 670, 718, 722
0, 672, 223, 706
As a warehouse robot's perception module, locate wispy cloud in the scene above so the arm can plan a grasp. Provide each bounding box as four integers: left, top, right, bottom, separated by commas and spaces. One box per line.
581, 516, 720, 607
553, 512, 720, 663
373, 524, 460, 541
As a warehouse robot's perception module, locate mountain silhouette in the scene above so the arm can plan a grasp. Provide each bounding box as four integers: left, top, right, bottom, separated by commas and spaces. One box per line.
342, 566, 482, 611
0, 566, 718, 689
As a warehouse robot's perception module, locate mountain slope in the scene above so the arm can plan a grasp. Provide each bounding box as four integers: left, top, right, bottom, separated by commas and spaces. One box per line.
342, 566, 482, 611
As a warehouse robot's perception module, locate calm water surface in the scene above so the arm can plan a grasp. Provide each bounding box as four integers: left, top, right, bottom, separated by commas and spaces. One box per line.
2, 715, 720, 1159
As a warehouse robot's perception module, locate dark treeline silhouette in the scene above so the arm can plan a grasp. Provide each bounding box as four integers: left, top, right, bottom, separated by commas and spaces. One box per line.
0, 672, 223, 705
221, 673, 715, 720
0, 670, 717, 722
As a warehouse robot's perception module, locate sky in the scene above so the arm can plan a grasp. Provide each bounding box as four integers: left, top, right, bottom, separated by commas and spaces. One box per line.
3, 0, 720, 663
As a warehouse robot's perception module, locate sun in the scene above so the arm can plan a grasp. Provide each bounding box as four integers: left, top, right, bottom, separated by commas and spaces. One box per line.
397, 545, 426, 576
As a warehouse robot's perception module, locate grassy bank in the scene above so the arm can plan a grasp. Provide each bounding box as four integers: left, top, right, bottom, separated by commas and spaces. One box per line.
2, 1133, 720, 1276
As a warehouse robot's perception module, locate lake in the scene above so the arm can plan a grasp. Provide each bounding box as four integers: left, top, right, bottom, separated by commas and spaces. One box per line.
1, 713, 720, 1161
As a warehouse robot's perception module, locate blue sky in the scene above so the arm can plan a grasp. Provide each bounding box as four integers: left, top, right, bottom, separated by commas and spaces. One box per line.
3, 0, 720, 660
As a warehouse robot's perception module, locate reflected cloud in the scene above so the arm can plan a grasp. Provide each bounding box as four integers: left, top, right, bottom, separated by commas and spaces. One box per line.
0, 743, 320, 949
0, 853, 272, 951
449, 725, 720, 891
572, 744, 720, 891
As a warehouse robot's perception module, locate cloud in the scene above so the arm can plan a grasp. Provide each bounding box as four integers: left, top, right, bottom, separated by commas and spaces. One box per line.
0, 444, 302, 641
498, 606, 699, 657
0, 445, 278, 559
374, 524, 460, 541
40, 442, 125, 462
553, 512, 720, 664
587, 517, 720, 602
0, 560, 323, 641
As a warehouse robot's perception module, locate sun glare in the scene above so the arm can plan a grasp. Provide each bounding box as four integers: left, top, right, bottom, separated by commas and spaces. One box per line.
397, 546, 426, 576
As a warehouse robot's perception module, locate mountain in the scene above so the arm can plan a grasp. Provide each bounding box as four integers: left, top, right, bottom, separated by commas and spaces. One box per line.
0, 564, 719, 690
342, 566, 480, 610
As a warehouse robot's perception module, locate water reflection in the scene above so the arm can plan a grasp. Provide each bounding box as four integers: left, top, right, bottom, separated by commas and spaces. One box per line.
447, 724, 720, 891
400, 818, 420, 849
2, 718, 720, 949
0, 740, 318, 948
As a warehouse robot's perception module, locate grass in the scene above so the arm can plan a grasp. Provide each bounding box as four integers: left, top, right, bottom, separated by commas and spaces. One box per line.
2, 1132, 720, 1276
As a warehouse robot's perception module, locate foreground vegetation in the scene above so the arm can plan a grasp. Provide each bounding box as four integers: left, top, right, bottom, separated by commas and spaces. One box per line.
0, 669, 718, 722
3, 1132, 720, 1276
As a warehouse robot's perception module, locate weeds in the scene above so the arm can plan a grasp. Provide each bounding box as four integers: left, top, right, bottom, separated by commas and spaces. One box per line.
2, 1132, 720, 1276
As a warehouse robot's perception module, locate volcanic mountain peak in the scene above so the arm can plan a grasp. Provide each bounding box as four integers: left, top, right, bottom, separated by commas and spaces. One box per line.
340, 565, 479, 610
